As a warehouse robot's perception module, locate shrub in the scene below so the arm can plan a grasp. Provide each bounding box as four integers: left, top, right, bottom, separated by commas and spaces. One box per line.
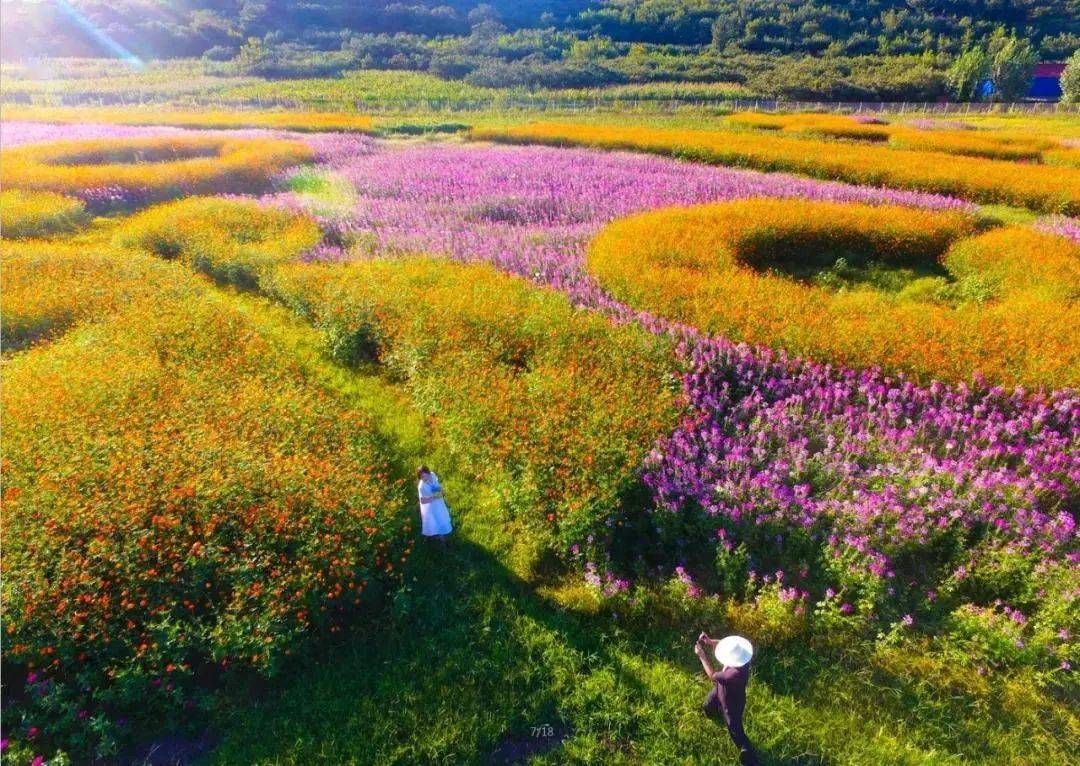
0, 190, 88, 238
0, 136, 314, 211
2, 254, 410, 759
587, 199, 1079, 387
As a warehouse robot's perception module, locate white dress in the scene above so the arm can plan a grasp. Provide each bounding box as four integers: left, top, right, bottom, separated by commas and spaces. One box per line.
418, 472, 453, 536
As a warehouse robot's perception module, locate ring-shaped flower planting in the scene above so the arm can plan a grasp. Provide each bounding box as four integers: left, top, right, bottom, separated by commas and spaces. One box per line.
0, 135, 313, 211
588, 198, 1080, 387
114, 197, 323, 289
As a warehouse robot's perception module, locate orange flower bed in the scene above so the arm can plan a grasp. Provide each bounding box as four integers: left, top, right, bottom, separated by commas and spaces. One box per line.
114, 197, 322, 288
3, 252, 409, 744
0, 239, 199, 351
587, 198, 1080, 387
475, 122, 1080, 214
727, 112, 1058, 161
0, 189, 88, 238
0, 135, 313, 206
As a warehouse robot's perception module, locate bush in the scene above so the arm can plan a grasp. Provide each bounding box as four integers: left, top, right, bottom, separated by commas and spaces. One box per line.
1063, 50, 1080, 105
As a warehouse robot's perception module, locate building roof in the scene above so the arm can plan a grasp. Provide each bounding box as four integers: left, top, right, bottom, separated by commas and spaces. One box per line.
1033, 62, 1066, 78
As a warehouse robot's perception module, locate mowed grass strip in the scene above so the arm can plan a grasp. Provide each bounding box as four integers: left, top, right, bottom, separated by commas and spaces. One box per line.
474, 122, 1080, 214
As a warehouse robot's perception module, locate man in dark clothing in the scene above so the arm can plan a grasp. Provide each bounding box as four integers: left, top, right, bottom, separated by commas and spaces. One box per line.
695, 632, 759, 766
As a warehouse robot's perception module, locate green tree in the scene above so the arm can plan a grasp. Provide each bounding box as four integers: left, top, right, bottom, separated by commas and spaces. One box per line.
947, 47, 988, 100
987, 34, 1038, 101
235, 36, 271, 74
1062, 50, 1080, 104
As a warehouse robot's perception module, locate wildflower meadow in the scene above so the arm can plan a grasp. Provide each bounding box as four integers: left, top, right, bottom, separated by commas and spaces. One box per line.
1, 110, 1077, 765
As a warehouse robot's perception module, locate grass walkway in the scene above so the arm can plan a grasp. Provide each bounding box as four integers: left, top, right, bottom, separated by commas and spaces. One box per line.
192, 287, 1076, 766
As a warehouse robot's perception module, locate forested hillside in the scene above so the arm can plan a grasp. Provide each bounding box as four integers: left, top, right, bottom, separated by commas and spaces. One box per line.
4, 0, 1076, 60
1, 1, 1076, 102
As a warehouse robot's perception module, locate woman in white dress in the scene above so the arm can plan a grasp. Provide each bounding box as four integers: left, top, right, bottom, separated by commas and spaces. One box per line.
417, 465, 453, 540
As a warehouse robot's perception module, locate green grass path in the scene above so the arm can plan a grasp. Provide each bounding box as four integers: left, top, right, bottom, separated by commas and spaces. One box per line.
202, 287, 1071, 766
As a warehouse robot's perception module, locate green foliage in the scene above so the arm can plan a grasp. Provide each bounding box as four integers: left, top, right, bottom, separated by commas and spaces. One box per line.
987, 33, 1039, 102
1, 0, 1074, 102
947, 47, 989, 101
235, 36, 271, 75
1063, 50, 1080, 104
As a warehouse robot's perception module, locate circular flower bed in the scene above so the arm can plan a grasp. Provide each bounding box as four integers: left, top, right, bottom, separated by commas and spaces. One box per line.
588, 199, 1080, 387
0, 135, 313, 211
114, 197, 322, 289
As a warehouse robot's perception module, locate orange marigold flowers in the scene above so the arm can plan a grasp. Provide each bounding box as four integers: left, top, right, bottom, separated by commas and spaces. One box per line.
2, 250, 410, 747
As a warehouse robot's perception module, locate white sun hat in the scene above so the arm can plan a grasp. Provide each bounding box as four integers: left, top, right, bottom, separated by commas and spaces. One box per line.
714, 635, 754, 668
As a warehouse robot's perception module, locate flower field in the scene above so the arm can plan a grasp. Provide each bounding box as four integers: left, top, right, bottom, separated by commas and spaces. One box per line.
587, 199, 1080, 387
0, 135, 313, 211
726, 111, 1069, 161
1, 118, 1077, 764
474, 122, 1080, 214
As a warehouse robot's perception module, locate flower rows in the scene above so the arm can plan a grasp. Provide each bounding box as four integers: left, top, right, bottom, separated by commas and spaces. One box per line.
587, 199, 1080, 388
0, 135, 314, 211
726, 111, 1066, 162
2, 243, 410, 759
474, 122, 1080, 214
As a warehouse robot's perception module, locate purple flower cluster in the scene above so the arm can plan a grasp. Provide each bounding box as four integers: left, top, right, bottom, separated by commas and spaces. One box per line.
1036, 215, 1080, 244
0, 120, 187, 146
77, 184, 151, 213
645, 336, 1078, 582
